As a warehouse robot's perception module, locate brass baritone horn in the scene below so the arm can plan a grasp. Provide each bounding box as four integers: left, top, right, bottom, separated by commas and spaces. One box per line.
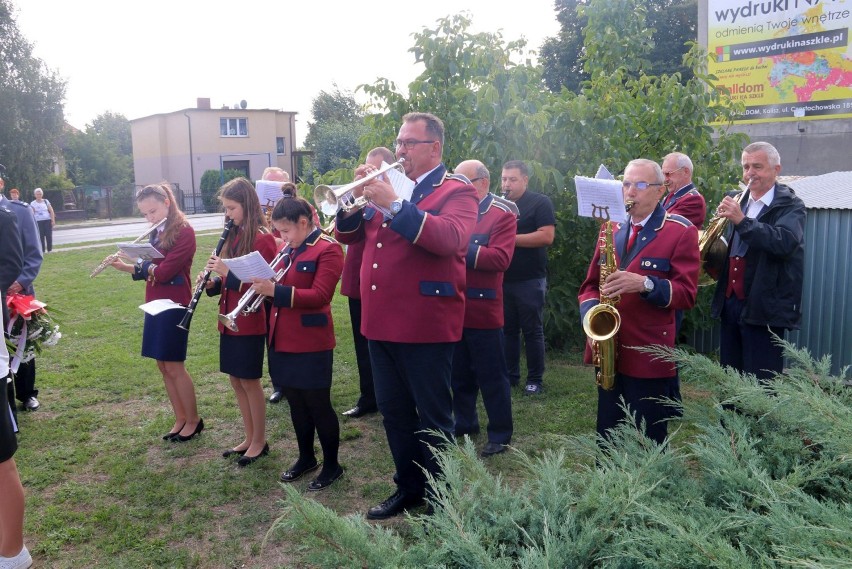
313, 158, 406, 215
90, 217, 167, 278
218, 247, 293, 332
697, 179, 751, 286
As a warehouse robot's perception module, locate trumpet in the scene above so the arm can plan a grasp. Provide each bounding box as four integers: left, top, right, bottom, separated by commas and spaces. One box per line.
90, 218, 167, 278
697, 179, 751, 286
313, 158, 406, 215
218, 247, 293, 332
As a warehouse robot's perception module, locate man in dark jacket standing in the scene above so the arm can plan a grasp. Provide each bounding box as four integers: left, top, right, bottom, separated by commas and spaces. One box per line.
711, 142, 806, 380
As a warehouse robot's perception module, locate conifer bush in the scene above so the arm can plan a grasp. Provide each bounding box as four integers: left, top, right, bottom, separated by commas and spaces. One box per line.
270, 342, 851, 568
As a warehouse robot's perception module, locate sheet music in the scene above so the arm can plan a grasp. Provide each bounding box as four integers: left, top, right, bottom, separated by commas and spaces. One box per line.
139, 299, 185, 315
382, 162, 415, 201
221, 251, 276, 282
574, 175, 627, 223
255, 180, 284, 206
595, 164, 614, 180
118, 243, 164, 261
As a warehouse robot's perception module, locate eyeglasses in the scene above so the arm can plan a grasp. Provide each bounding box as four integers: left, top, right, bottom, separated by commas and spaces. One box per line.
469, 176, 487, 183
394, 139, 436, 150
663, 166, 686, 177
622, 181, 664, 191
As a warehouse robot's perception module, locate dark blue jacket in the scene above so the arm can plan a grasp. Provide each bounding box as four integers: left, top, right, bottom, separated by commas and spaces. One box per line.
711, 183, 806, 330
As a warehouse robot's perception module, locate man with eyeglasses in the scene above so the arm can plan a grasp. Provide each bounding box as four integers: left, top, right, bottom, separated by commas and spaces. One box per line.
578, 159, 699, 444
500, 160, 555, 396
450, 160, 516, 458
335, 112, 478, 520
660, 152, 706, 228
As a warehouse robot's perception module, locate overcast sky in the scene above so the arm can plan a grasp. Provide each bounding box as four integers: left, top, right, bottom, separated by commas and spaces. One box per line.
14, 0, 561, 144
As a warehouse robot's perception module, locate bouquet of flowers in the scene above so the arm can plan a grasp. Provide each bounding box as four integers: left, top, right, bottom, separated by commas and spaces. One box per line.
5, 293, 62, 371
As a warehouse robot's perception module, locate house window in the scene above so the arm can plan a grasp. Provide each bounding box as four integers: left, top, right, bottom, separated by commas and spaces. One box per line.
223, 160, 250, 178
276, 137, 286, 155
220, 118, 248, 137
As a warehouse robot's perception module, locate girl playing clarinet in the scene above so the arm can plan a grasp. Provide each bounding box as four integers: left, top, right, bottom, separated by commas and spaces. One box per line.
110, 183, 202, 442
205, 178, 277, 466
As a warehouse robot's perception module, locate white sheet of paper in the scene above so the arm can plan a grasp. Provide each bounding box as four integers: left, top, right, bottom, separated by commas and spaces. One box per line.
255, 180, 284, 206
118, 243, 164, 261
574, 175, 627, 223
595, 164, 614, 180
221, 251, 276, 282
139, 298, 185, 315
383, 162, 415, 201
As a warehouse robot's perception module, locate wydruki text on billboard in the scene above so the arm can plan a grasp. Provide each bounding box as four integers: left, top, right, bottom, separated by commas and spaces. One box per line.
707, 0, 852, 123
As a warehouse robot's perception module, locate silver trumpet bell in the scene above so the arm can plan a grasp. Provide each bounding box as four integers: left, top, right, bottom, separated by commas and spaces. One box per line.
313, 158, 406, 215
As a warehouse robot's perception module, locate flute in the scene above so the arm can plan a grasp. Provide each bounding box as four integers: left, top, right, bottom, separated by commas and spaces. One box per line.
177, 218, 234, 331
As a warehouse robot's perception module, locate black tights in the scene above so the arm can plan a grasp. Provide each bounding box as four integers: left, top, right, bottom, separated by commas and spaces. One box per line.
280, 386, 340, 478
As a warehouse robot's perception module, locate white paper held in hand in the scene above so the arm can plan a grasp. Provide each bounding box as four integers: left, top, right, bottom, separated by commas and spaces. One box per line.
221, 251, 277, 282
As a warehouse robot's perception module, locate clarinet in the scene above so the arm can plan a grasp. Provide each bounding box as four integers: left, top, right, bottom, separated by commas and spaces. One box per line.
177, 218, 234, 331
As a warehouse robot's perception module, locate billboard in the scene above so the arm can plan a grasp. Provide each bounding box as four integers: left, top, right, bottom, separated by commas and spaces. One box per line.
708, 0, 852, 123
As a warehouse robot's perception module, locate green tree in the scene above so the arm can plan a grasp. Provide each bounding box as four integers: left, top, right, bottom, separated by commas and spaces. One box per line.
304, 86, 367, 174
64, 112, 133, 187
199, 169, 243, 213
0, 0, 66, 191
541, 0, 697, 94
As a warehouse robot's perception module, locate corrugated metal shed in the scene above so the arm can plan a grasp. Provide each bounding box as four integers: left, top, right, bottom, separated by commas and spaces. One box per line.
689, 172, 852, 377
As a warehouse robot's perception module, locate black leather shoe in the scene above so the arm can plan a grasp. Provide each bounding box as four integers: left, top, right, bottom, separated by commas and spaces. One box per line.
269, 391, 283, 404
280, 460, 320, 482
366, 491, 425, 520
481, 442, 508, 457
307, 465, 345, 491
237, 443, 270, 467
162, 423, 185, 441
222, 448, 247, 458
342, 405, 378, 418
172, 419, 204, 442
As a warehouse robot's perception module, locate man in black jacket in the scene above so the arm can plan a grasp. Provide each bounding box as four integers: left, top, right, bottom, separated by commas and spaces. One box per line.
711, 142, 806, 380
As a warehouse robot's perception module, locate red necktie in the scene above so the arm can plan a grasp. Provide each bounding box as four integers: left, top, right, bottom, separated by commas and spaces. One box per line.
627, 223, 642, 252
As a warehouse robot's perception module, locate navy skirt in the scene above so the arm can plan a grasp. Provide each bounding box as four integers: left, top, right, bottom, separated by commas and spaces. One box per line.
220, 333, 266, 380
268, 350, 333, 390
1, 377, 18, 462
141, 310, 189, 362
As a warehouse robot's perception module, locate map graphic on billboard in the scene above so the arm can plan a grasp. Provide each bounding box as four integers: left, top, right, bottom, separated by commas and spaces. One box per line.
708, 0, 852, 122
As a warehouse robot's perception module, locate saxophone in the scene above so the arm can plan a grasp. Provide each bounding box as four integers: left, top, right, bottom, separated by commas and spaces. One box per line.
582, 202, 633, 390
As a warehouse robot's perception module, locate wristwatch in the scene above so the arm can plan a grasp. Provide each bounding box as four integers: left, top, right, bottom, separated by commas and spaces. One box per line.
390, 199, 404, 216
643, 276, 655, 293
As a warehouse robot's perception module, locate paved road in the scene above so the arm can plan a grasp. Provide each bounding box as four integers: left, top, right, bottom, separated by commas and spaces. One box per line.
53, 213, 226, 247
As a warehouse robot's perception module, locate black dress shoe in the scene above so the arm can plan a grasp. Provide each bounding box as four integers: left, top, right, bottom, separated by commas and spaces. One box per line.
269, 391, 283, 404
237, 443, 270, 467
481, 442, 508, 457
342, 405, 378, 418
222, 448, 248, 458
366, 491, 425, 520
280, 460, 320, 482
172, 419, 204, 442
163, 423, 186, 440
307, 465, 344, 491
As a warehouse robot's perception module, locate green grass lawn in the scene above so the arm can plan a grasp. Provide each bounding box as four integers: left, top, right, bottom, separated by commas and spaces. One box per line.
14, 233, 703, 567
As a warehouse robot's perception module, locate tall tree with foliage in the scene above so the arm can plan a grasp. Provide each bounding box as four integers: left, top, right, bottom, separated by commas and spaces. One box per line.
0, 0, 66, 191
64, 112, 134, 187
304, 86, 367, 174
541, 0, 697, 94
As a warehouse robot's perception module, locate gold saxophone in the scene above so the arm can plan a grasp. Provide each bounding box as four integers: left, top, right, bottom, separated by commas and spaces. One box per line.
697, 180, 751, 286
582, 201, 633, 390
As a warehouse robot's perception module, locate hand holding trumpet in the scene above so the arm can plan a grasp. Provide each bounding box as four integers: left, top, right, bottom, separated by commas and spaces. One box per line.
716, 195, 746, 225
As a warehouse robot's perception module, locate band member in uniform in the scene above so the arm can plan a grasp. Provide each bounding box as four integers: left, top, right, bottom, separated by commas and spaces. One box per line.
251, 197, 345, 490
108, 184, 202, 441
451, 160, 516, 457
335, 112, 478, 519
661, 152, 707, 228
206, 178, 278, 466
340, 146, 395, 419
578, 159, 699, 445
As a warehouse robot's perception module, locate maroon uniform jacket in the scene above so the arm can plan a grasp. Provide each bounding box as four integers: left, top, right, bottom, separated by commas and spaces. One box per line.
335, 165, 478, 343
134, 224, 196, 305
208, 229, 277, 336
578, 205, 699, 378
268, 230, 343, 353
463, 194, 517, 330
340, 239, 365, 300
663, 183, 706, 229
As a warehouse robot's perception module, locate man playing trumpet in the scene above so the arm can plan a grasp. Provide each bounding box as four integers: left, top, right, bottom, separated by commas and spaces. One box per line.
578, 159, 699, 445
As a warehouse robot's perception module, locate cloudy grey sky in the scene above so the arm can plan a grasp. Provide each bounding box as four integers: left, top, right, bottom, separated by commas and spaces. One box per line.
14, 0, 560, 143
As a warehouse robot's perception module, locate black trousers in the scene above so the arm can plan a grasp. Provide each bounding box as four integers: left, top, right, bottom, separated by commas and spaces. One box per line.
348, 298, 375, 410
14, 359, 37, 402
